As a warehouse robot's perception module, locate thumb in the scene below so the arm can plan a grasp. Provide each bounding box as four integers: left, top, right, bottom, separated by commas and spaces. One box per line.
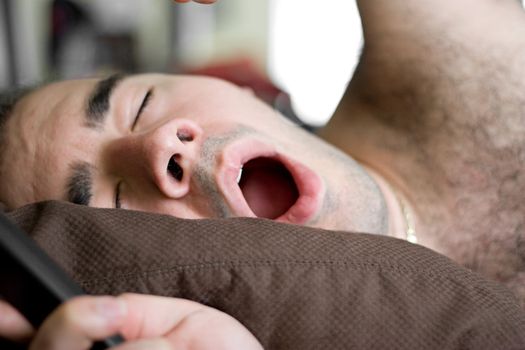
0, 299, 34, 343
29, 296, 127, 350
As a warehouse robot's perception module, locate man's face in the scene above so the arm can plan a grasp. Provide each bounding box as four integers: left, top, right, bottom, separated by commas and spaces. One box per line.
1, 73, 387, 233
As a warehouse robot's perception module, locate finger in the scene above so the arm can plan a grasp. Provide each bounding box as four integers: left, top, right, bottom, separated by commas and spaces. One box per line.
0, 299, 34, 342
29, 296, 127, 350
118, 294, 263, 350
165, 308, 264, 350
118, 293, 208, 339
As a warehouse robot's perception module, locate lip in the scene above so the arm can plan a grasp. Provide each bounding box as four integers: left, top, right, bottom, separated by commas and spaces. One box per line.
216, 137, 324, 225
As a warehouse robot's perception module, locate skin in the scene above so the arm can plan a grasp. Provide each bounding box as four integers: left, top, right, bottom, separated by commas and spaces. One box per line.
0, 74, 387, 234
322, 0, 525, 303
2, 0, 525, 348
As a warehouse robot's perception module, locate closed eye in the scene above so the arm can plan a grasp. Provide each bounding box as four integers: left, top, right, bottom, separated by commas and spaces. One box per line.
131, 88, 153, 131
115, 181, 123, 209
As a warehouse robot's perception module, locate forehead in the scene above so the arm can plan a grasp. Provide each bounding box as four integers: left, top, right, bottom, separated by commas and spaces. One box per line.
0, 78, 99, 208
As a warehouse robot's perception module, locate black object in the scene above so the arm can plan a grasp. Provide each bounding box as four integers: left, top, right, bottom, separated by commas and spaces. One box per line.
0, 212, 124, 349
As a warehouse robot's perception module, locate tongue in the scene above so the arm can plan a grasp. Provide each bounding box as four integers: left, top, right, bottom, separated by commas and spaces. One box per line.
239, 158, 299, 219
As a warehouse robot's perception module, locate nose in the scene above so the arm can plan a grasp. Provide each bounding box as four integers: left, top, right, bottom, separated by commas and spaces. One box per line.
115, 118, 203, 199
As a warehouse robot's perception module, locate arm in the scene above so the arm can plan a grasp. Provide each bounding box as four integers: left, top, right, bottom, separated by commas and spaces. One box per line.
355, 0, 525, 107
321, 0, 525, 299
327, 0, 525, 129
324, 0, 525, 171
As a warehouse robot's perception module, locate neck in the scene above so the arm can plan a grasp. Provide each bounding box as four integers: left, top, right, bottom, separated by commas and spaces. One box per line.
363, 165, 418, 242
321, 100, 425, 242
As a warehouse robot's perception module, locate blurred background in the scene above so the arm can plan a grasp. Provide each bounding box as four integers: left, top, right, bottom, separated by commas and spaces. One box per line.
1, 0, 522, 127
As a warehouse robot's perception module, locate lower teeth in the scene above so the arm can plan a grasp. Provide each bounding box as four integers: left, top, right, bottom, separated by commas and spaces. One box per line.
236, 167, 243, 184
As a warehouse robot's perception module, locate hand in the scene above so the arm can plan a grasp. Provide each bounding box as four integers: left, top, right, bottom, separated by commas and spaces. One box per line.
0, 294, 263, 350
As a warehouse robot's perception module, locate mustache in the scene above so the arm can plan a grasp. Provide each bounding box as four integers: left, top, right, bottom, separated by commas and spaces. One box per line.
193, 126, 256, 218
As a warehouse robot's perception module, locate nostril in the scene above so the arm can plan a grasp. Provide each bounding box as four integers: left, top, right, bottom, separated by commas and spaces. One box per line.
167, 155, 183, 181
177, 129, 194, 142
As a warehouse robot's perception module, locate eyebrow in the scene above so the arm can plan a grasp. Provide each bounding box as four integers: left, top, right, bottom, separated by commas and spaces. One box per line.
66, 162, 93, 206
85, 73, 126, 129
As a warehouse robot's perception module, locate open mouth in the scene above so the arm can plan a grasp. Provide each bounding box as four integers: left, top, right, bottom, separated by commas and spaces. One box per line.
237, 157, 299, 219
217, 137, 323, 225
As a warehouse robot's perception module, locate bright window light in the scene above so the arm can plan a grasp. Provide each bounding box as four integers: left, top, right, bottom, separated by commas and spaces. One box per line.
268, 0, 362, 126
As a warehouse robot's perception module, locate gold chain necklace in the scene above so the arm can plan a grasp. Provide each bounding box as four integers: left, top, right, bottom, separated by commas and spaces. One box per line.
362, 165, 418, 243
395, 192, 418, 244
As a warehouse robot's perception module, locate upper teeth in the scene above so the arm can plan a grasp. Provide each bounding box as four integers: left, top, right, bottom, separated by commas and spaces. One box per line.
236, 167, 243, 184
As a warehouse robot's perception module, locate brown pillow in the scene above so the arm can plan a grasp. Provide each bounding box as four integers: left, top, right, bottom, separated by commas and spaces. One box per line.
3, 200, 525, 350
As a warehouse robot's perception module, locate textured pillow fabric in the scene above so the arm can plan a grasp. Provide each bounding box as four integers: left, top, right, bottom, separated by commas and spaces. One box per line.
3, 201, 525, 349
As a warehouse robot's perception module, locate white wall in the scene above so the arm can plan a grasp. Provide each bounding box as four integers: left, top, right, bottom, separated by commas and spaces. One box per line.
267, 0, 362, 126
